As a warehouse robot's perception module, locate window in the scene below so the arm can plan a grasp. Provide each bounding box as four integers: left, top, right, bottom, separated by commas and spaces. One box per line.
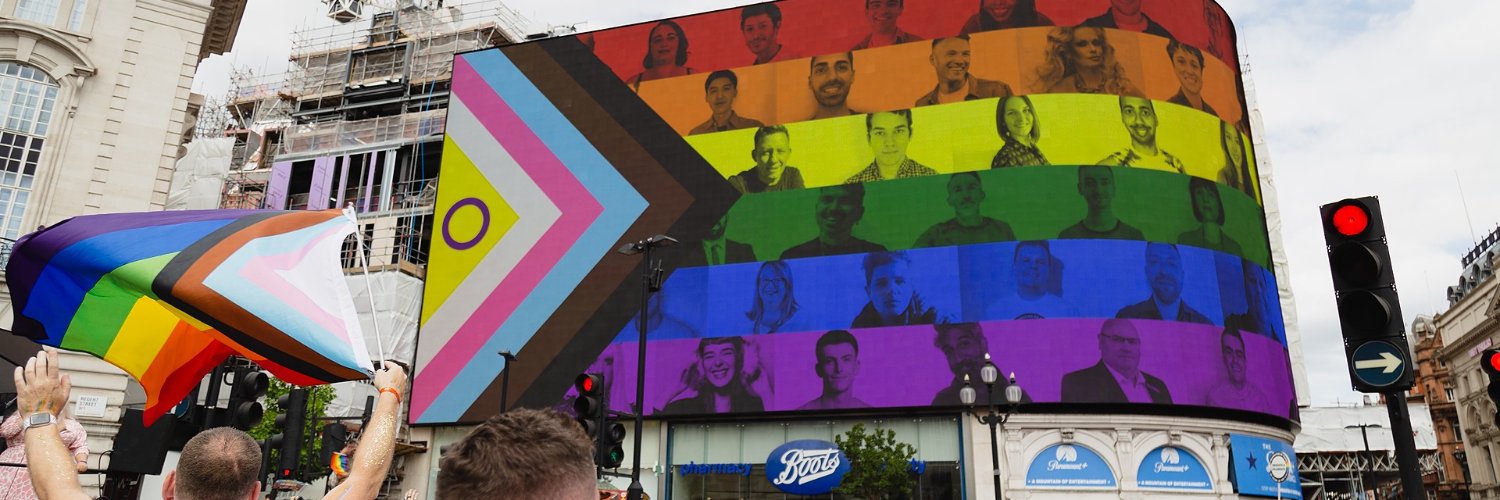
66, 0, 86, 31
0, 63, 57, 240
1447, 388, 1456, 402
13, 0, 61, 25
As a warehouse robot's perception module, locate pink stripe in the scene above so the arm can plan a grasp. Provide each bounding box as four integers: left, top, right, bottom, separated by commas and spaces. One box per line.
239, 223, 353, 344
411, 59, 603, 416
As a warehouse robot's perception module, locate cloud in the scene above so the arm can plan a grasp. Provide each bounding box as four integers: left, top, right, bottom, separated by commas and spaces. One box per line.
1220, 0, 1500, 403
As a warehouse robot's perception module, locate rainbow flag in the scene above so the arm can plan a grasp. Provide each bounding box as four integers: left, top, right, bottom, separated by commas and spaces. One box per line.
6, 209, 375, 423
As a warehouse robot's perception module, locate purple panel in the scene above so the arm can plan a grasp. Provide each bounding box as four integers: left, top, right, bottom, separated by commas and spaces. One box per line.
306, 156, 335, 210
363, 152, 379, 212
333, 155, 351, 208
264, 161, 293, 210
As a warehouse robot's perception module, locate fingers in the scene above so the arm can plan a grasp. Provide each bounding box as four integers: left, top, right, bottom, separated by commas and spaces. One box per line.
24, 355, 36, 385
44, 347, 58, 380
12, 366, 21, 391
60, 374, 71, 399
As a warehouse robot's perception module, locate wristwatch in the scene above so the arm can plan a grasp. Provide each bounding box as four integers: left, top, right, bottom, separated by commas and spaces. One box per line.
22, 412, 56, 431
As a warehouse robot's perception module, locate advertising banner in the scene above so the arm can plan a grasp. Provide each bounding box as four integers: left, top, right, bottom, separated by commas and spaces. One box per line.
1136, 446, 1212, 491
1025, 443, 1116, 488
1229, 434, 1302, 499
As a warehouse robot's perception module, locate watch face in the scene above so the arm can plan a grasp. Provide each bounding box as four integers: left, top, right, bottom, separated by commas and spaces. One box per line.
25, 412, 53, 426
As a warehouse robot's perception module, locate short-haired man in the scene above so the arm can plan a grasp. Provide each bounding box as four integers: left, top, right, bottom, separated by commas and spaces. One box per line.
930, 322, 1029, 406
690, 70, 764, 135
852, 0, 920, 50
1165, 40, 1215, 115
1116, 242, 1212, 324
1204, 328, 1270, 411
798, 330, 870, 410
437, 408, 597, 499
846, 109, 938, 183
683, 214, 755, 266
808, 52, 859, 120
1098, 96, 1186, 173
915, 36, 1013, 106
851, 251, 949, 328
985, 240, 1079, 320
742, 4, 791, 64
914, 172, 1014, 248
1225, 258, 1284, 344
728, 125, 805, 193
781, 185, 887, 259
1081, 0, 1174, 39
1058, 166, 1144, 240
17, 348, 407, 500
1060, 319, 1172, 403
660, 337, 765, 414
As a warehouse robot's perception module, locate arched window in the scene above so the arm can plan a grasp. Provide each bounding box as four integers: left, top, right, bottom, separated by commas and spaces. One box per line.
0, 62, 57, 240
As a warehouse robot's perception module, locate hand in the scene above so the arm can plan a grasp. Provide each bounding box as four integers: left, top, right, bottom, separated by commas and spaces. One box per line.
373, 360, 407, 392
14, 348, 71, 418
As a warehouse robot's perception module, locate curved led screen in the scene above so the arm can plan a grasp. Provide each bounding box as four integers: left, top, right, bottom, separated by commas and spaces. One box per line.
414, 0, 1293, 425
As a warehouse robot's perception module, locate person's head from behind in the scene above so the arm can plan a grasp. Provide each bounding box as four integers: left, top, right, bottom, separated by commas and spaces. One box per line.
1166, 40, 1205, 96
997, 95, 1040, 144
437, 409, 595, 500
1187, 177, 1224, 226
167, 427, 261, 500
1013, 240, 1051, 296
814, 330, 861, 395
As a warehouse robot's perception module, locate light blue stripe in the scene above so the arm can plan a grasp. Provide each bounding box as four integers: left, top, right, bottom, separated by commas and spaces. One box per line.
420, 50, 648, 422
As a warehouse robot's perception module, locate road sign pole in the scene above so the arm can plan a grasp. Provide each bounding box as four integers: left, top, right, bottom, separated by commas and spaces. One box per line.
1383, 395, 1424, 500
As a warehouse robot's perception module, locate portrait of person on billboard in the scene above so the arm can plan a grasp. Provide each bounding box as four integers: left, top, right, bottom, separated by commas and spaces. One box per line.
959, 0, 1053, 34
740, 260, 804, 335
852, 0, 921, 50
1098, 96, 1186, 173
1061, 319, 1173, 404
742, 4, 792, 65
1217, 121, 1255, 198
1031, 27, 1142, 95
798, 330, 870, 410
1203, 327, 1270, 412
1164, 40, 1215, 116
1178, 178, 1242, 255
913, 172, 1015, 248
1080, 0, 1175, 39
1116, 243, 1212, 324
930, 323, 1028, 406
781, 185, 887, 259
659, 337, 766, 414
690, 70, 765, 135
985, 240, 1078, 320
846, 109, 938, 183
627, 20, 693, 90
1225, 258, 1284, 344
850, 251, 952, 328
682, 214, 755, 266
1058, 166, 1144, 240
728, 125, 805, 193
990, 95, 1050, 168
807, 52, 860, 120
915, 36, 1013, 107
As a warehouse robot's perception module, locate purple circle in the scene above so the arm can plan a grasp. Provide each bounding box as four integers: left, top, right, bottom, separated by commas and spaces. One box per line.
442, 198, 490, 250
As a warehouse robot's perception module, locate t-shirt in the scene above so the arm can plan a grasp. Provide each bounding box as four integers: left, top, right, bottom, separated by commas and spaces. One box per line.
985, 291, 1079, 320
1205, 381, 1271, 413
913, 217, 1015, 248
1058, 220, 1145, 240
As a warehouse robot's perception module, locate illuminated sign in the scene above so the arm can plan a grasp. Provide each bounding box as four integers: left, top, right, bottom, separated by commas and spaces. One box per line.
1025, 443, 1116, 488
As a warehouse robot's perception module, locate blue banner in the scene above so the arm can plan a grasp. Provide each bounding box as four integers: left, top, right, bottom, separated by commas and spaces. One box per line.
1229, 434, 1302, 499
764, 439, 850, 495
1025, 443, 1116, 488
1137, 446, 1212, 491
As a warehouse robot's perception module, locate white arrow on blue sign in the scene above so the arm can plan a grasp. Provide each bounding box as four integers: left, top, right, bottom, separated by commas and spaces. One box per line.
1350, 341, 1407, 388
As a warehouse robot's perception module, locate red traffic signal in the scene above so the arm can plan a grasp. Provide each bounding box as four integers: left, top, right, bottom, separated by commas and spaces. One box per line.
1330, 202, 1371, 237
575, 373, 602, 395
1483, 348, 1500, 375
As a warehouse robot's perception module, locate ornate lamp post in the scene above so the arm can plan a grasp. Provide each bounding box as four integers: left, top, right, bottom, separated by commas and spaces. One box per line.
960, 353, 1023, 500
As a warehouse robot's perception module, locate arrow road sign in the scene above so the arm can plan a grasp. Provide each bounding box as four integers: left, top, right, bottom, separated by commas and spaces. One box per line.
1350, 341, 1408, 389
1354, 351, 1402, 373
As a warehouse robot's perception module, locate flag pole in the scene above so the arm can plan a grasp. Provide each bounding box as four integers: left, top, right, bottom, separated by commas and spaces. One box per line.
344, 205, 387, 366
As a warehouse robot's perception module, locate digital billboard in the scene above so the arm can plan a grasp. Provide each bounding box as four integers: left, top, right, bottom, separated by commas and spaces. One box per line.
414, 0, 1291, 425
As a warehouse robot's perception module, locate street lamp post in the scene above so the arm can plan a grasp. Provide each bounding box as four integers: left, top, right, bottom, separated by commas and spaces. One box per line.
960, 353, 1023, 500
616, 235, 676, 500
497, 350, 516, 413
1347, 423, 1383, 499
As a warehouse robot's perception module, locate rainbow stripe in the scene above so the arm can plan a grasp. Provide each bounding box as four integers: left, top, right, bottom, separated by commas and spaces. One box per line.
7, 209, 374, 423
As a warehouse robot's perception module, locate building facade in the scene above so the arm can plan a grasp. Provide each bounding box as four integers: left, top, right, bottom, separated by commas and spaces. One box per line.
1439, 228, 1500, 500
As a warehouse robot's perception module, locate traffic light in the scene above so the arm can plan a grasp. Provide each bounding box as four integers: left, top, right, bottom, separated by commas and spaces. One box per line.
1481, 349, 1500, 425
269, 388, 308, 480
1320, 197, 1412, 393
226, 367, 269, 431
574, 374, 606, 466
599, 420, 626, 469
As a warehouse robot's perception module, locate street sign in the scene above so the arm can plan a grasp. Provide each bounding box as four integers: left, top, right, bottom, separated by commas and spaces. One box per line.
1350, 341, 1408, 388
1268, 452, 1292, 483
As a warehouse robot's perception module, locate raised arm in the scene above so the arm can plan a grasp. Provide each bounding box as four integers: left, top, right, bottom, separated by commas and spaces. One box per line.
324, 361, 407, 500
15, 348, 90, 500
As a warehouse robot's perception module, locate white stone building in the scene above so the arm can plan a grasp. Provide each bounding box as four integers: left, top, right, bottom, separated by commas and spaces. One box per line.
1436, 228, 1500, 499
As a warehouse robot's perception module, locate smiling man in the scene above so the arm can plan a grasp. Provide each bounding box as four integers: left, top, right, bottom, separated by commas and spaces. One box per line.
1204, 327, 1270, 411
1098, 96, 1185, 173
807, 52, 860, 120
690, 70, 764, 135
852, 0, 920, 49
846, 109, 937, 183
799, 330, 870, 410
781, 184, 887, 259
1080, 0, 1173, 39
915, 36, 1012, 106
850, 251, 950, 328
1164, 40, 1214, 115
742, 4, 791, 64
914, 172, 1014, 247
1060, 319, 1172, 403
1116, 242, 1212, 324
728, 125, 804, 193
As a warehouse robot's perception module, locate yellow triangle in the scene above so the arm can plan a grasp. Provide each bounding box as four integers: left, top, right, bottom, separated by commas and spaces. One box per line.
421, 137, 517, 325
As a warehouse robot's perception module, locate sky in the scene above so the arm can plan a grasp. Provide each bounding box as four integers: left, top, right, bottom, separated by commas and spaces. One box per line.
193, 0, 1500, 406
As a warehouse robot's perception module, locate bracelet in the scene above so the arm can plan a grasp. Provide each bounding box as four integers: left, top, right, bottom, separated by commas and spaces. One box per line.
379, 387, 402, 402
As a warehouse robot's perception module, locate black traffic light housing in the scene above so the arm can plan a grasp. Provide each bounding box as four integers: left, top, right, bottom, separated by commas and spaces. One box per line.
226, 368, 269, 431
1320, 197, 1413, 392
574, 374, 606, 465
270, 388, 308, 480
1481, 349, 1500, 426
600, 421, 627, 469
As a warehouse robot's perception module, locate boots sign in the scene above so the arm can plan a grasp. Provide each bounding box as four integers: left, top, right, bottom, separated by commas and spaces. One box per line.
765, 440, 851, 495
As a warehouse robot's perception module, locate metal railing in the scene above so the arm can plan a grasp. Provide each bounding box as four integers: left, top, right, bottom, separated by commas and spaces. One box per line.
339, 211, 431, 277
278, 109, 446, 156
0, 237, 13, 270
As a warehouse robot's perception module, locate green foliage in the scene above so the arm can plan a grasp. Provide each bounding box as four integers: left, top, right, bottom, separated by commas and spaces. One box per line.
834, 423, 917, 500
247, 379, 337, 479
